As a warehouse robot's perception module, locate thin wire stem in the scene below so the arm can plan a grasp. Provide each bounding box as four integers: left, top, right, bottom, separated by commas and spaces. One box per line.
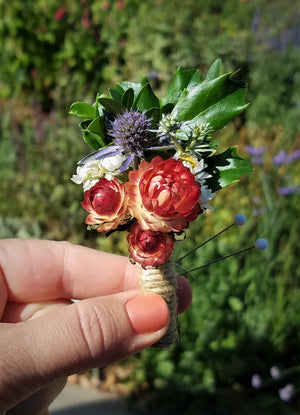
177, 222, 235, 262
181, 245, 255, 275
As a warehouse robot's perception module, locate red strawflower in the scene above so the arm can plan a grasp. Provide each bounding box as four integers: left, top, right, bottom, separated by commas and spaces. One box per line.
126, 156, 201, 233
81, 177, 128, 232
128, 223, 174, 269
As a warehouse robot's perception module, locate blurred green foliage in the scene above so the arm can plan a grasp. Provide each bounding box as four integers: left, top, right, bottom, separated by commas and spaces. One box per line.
0, 0, 300, 413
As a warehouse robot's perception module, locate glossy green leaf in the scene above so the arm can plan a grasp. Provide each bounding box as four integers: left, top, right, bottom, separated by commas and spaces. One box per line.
191, 88, 249, 131
145, 107, 161, 126
161, 67, 199, 107
69, 102, 95, 119
98, 97, 125, 115
118, 81, 144, 100
86, 117, 105, 136
205, 59, 222, 81
174, 72, 241, 121
80, 117, 106, 149
121, 87, 134, 108
80, 119, 91, 130
133, 81, 160, 112
204, 146, 253, 191
108, 88, 122, 103
82, 130, 105, 150
114, 84, 125, 95
161, 102, 174, 114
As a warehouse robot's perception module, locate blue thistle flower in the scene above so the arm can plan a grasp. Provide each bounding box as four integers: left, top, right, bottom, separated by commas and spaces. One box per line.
78, 110, 154, 172
109, 110, 153, 158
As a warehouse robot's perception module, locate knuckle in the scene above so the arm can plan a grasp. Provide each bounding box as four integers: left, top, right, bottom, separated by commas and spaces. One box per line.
73, 300, 121, 365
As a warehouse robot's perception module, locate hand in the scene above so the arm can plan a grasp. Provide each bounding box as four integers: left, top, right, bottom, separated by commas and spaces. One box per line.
0, 239, 192, 414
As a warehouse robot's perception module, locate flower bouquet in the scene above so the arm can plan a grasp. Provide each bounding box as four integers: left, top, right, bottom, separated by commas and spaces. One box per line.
70, 59, 253, 348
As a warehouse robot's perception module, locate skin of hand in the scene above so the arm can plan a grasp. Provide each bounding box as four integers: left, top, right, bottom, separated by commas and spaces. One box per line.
0, 239, 192, 415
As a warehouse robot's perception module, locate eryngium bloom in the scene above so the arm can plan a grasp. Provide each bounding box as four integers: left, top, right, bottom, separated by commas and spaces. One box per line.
81, 177, 128, 232
126, 156, 201, 233
127, 223, 174, 269
109, 110, 152, 157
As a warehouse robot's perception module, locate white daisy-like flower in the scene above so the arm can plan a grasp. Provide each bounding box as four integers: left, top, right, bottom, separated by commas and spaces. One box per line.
199, 184, 215, 211
71, 154, 127, 191
173, 152, 215, 210
174, 152, 211, 183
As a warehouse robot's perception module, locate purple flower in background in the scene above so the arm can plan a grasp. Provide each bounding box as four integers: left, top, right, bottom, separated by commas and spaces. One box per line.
251, 374, 262, 389
279, 384, 295, 402
277, 186, 300, 196
273, 149, 300, 166
251, 155, 264, 165
245, 145, 266, 156
245, 145, 266, 165
273, 150, 288, 166
286, 148, 300, 163
270, 366, 281, 379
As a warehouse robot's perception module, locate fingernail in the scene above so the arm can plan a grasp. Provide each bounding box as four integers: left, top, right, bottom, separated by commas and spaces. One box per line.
125, 294, 169, 334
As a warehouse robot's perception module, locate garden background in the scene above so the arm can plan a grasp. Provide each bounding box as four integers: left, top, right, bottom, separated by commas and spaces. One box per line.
0, 0, 299, 413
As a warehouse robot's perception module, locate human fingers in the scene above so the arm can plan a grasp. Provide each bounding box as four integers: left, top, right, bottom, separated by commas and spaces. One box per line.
0, 239, 192, 316
3, 302, 69, 415
0, 290, 169, 412
2, 275, 191, 322
177, 275, 193, 314
0, 239, 139, 304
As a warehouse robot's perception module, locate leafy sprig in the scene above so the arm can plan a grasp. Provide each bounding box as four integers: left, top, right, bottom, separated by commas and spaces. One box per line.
70, 59, 252, 191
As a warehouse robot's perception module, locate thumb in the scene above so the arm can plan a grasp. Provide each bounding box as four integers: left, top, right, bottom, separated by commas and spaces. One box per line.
0, 291, 169, 410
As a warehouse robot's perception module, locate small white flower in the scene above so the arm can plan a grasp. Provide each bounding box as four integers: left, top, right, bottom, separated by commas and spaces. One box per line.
71, 154, 126, 191
173, 152, 215, 210
199, 184, 215, 211
194, 159, 212, 185
101, 153, 127, 172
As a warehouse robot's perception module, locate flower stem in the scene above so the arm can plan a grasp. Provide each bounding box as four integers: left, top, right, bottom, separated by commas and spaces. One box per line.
169, 132, 184, 155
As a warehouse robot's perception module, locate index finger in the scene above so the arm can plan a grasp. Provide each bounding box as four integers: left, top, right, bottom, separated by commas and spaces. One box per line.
0, 239, 138, 302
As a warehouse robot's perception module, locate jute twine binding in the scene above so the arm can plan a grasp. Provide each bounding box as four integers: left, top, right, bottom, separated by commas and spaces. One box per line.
138, 256, 178, 348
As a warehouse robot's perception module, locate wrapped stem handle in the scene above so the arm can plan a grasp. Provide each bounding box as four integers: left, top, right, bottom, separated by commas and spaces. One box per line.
138, 256, 178, 348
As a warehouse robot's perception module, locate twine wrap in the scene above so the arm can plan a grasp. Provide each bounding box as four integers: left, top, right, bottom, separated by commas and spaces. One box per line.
138, 256, 178, 348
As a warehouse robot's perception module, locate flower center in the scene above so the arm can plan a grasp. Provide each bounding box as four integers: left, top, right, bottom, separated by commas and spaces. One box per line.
92, 187, 120, 216
139, 231, 161, 255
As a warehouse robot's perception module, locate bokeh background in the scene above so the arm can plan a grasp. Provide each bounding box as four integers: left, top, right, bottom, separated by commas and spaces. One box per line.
0, 0, 299, 413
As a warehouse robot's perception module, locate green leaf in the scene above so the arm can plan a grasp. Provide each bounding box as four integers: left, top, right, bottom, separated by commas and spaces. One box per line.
191, 88, 249, 131
228, 296, 244, 312
205, 146, 253, 191
118, 81, 144, 99
108, 88, 122, 103
161, 67, 200, 107
205, 59, 222, 81
98, 96, 125, 115
87, 117, 105, 136
80, 117, 106, 149
82, 130, 105, 150
133, 80, 160, 112
114, 84, 125, 95
121, 87, 134, 108
145, 107, 161, 126
69, 102, 95, 119
174, 72, 241, 121
161, 102, 174, 114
